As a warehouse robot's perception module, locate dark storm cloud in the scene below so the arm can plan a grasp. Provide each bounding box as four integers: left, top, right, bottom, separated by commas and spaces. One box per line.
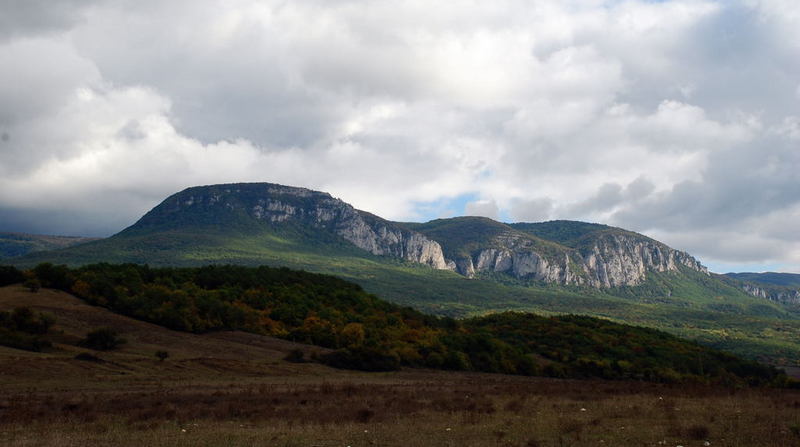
0, 206, 130, 237
0, 0, 96, 42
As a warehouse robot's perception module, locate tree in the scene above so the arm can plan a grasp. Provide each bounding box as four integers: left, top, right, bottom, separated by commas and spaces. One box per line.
0, 266, 24, 287
340, 322, 365, 347
81, 328, 126, 351
284, 348, 306, 363
23, 278, 41, 293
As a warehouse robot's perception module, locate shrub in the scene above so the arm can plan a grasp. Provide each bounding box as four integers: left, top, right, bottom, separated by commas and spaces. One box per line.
23, 278, 41, 293
320, 346, 401, 372
0, 307, 55, 352
155, 350, 169, 362
284, 348, 306, 363
81, 328, 126, 351
0, 266, 25, 287
0, 327, 52, 352
6, 307, 55, 334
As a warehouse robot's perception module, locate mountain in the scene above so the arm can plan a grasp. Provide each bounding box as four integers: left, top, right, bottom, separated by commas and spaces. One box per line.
0, 232, 98, 260
8, 182, 800, 364
125, 183, 448, 268
723, 272, 800, 305
14, 182, 708, 290
405, 217, 707, 287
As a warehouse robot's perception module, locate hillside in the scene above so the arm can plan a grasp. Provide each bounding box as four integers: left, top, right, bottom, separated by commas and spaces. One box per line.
0, 232, 97, 260
8, 182, 800, 365
0, 263, 784, 385
3, 283, 798, 447
721, 272, 800, 306
0, 284, 335, 388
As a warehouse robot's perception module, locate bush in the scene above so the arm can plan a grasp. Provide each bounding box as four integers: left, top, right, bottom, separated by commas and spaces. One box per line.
320, 346, 401, 372
3, 307, 55, 334
0, 327, 52, 352
155, 350, 169, 362
23, 278, 41, 293
81, 328, 126, 351
284, 348, 306, 363
0, 307, 55, 352
0, 266, 25, 287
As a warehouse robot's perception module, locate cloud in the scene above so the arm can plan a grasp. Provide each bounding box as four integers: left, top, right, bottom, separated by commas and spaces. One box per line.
0, 0, 798, 272
465, 199, 500, 220
0, 0, 96, 42
511, 198, 554, 223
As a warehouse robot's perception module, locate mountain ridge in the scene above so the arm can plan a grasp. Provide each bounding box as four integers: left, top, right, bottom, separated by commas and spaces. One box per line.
107, 182, 710, 289
723, 272, 800, 305
0, 232, 98, 260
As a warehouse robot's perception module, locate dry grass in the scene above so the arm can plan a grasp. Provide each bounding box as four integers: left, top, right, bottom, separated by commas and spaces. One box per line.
2, 376, 800, 446
2, 285, 800, 446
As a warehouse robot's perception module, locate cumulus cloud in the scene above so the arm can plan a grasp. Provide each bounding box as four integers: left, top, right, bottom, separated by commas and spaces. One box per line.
0, 0, 798, 271
465, 199, 500, 220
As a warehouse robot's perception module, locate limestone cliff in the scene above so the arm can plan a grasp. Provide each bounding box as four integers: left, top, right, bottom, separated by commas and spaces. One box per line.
411, 218, 709, 288
135, 183, 449, 269
740, 283, 800, 305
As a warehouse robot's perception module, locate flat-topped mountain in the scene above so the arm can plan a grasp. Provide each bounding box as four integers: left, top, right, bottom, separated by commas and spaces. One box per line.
124, 183, 448, 269
106, 182, 708, 289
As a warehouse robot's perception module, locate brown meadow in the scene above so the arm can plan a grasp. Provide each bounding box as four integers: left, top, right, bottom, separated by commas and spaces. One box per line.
1, 285, 799, 446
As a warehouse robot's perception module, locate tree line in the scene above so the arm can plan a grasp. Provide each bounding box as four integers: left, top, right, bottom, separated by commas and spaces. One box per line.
0, 263, 787, 385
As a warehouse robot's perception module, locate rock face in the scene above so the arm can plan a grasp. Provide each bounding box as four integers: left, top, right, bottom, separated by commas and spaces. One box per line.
134, 183, 710, 289
332, 214, 449, 269
740, 284, 800, 305
133, 183, 449, 269
446, 231, 708, 288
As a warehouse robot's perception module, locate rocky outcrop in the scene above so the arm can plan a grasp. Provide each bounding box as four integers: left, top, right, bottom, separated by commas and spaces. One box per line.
741, 283, 800, 305
449, 231, 708, 288
332, 212, 449, 269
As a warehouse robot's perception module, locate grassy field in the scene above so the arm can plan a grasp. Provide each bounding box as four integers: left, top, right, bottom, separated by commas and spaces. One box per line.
4, 374, 800, 446
2, 285, 800, 446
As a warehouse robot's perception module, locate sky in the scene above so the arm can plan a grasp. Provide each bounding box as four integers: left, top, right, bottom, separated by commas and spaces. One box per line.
0, 0, 798, 273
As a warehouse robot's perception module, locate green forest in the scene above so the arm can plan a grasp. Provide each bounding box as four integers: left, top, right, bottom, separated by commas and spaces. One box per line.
0, 263, 786, 385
